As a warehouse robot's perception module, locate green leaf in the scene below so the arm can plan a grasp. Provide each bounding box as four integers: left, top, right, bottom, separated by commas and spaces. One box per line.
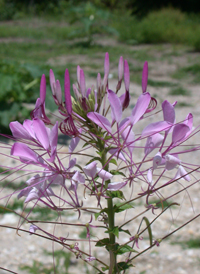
119, 228, 131, 236
117, 262, 134, 271
107, 190, 125, 200
94, 212, 101, 220
104, 135, 112, 140
143, 217, 153, 246
114, 202, 134, 213
101, 266, 109, 272
94, 208, 108, 220
116, 244, 137, 255
105, 243, 119, 253
109, 158, 117, 165
86, 156, 102, 165
110, 170, 125, 176
105, 226, 119, 238
95, 238, 110, 247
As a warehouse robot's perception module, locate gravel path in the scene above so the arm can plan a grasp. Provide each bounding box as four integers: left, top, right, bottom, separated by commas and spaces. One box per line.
1, 44, 200, 274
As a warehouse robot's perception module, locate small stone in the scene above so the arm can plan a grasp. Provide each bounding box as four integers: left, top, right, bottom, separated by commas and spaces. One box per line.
0, 213, 18, 225
28, 245, 36, 252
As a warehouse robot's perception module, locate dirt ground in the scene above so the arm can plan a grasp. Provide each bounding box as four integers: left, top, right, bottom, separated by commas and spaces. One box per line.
1, 42, 200, 274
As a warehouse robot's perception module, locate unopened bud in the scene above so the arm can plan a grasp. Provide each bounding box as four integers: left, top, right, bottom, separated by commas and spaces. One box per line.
124, 60, 130, 92
142, 61, 148, 93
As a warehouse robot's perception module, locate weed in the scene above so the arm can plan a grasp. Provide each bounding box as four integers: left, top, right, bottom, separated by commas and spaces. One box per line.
0, 198, 58, 221
169, 87, 191, 96
171, 238, 200, 249
148, 79, 177, 87
177, 102, 193, 107
149, 199, 175, 209
172, 63, 200, 83
20, 250, 72, 274
0, 180, 25, 190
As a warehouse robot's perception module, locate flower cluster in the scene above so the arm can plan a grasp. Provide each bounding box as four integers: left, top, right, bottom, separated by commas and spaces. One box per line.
1, 52, 200, 273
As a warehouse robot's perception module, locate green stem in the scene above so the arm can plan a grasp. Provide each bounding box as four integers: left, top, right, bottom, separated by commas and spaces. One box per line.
100, 142, 117, 273
107, 197, 116, 274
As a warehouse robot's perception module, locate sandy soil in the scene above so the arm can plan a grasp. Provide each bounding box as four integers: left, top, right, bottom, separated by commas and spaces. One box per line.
1, 42, 200, 274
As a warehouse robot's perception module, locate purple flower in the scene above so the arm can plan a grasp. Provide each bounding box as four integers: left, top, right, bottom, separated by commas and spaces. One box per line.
50, 69, 63, 106
83, 161, 113, 180
31, 75, 51, 124
18, 174, 55, 203
10, 119, 59, 163
130, 234, 143, 249
59, 69, 79, 137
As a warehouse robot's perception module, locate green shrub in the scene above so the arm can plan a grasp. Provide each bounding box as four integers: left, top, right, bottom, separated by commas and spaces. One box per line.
0, 60, 58, 133
114, 7, 200, 48
0, 0, 16, 20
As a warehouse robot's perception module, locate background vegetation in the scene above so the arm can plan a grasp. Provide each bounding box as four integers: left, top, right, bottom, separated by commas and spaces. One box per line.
0, 0, 200, 133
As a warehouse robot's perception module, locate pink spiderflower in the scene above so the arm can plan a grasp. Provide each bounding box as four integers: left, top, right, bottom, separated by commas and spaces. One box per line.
31, 75, 51, 124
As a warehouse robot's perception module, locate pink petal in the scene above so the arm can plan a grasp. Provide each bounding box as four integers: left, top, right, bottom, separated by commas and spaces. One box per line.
50, 122, 58, 149
108, 148, 126, 161
87, 112, 111, 132
83, 161, 97, 178
31, 98, 42, 119
29, 224, 39, 234
94, 90, 98, 111
142, 121, 171, 137
147, 169, 152, 184
131, 93, 151, 125
165, 154, 181, 170
184, 113, 193, 130
64, 69, 72, 114
69, 131, 81, 153
107, 181, 127, 191
33, 119, 49, 150
97, 168, 113, 180
49, 69, 55, 95
162, 100, 175, 124
69, 158, 77, 169
26, 174, 41, 186
97, 72, 101, 91
175, 166, 190, 182
85, 257, 96, 262
48, 122, 58, 162
72, 171, 85, 184
23, 120, 35, 139
124, 59, 130, 92
80, 69, 86, 97
10, 121, 32, 140
118, 56, 124, 82
86, 88, 91, 98
103, 53, 109, 89
142, 61, 148, 93
49, 174, 65, 185
18, 187, 31, 199
107, 89, 122, 123
25, 189, 39, 203
122, 90, 130, 110
55, 80, 62, 104
73, 83, 80, 100
153, 152, 163, 169
145, 133, 164, 155
11, 143, 39, 163
121, 125, 135, 154
119, 93, 125, 105
40, 74, 46, 104
172, 124, 190, 145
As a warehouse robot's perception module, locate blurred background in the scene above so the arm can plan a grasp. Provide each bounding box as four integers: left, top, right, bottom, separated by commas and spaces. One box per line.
1, 0, 200, 134
1, 1, 200, 274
